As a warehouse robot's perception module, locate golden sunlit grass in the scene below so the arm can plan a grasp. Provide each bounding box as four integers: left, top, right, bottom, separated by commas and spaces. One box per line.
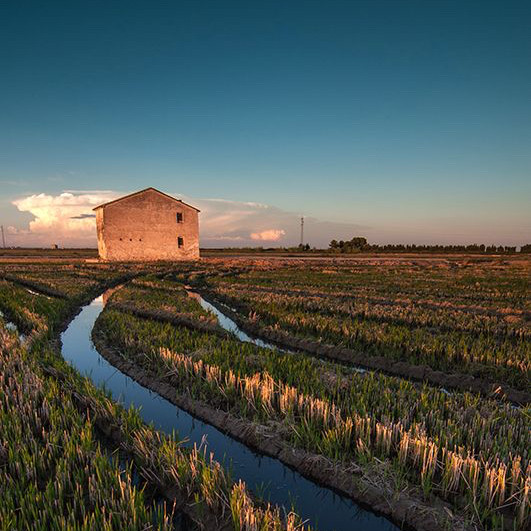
155, 345, 529, 527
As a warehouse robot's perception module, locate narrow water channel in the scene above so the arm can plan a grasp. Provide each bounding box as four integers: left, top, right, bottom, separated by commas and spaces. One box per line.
186, 288, 278, 348
61, 292, 398, 531
189, 288, 367, 374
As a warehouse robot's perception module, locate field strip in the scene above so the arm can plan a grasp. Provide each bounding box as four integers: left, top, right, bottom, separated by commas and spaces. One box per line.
197, 289, 530, 405
222, 283, 529, 320
92, 330, 469, 531
0, 273, 68, 298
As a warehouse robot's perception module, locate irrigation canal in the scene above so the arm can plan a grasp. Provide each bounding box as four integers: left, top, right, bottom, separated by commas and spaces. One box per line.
60, 289, 398, 531
187, 287, 367, 374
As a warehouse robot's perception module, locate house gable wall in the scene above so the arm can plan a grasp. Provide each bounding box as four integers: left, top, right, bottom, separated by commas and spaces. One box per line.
96, 189, 199, 261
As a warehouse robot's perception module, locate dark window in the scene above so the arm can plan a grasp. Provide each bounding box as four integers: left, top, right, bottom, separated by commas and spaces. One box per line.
178, 237, 184, 248
176, 212, 183, 223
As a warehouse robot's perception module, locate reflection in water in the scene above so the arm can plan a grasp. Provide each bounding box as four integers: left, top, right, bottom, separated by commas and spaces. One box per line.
60, 293, 398, 531
0, 309, 27, 343
188, 289, 368, 374
25, 287, 53, 300
185, 287, 287, 349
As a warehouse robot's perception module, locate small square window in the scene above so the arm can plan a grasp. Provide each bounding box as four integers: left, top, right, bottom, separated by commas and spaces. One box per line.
176, 212, 183, 223
178, 237, 184, 248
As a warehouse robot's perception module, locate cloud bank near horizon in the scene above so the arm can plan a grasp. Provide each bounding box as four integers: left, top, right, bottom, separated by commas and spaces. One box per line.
9, 191, 118, 247
9, 190, 364, 248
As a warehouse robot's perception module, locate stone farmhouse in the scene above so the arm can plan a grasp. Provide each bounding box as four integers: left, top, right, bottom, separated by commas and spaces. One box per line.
93, 187, 200, 261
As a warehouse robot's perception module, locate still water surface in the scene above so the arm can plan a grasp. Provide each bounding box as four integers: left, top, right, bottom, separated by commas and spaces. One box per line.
0, 309, 27, 343
61, 293, 398, 531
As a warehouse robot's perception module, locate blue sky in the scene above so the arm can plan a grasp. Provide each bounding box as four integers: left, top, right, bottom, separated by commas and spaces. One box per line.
1, 0, 530, 247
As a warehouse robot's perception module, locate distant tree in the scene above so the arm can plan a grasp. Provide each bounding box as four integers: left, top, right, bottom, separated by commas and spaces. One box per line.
328, 237, 369, 253
349, 237, 368, 250
520, 244, 531, 253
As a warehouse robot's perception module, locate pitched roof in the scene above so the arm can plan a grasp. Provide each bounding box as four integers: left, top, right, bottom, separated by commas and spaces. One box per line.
92, 187, 200, 212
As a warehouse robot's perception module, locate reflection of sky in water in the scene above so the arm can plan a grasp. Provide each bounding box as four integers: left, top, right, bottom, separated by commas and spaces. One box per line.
190, 290, 370, 375
60, 293, 398, 531
189, 290, 273, 348
0, 309, 26, 343
25, 287, 52, 299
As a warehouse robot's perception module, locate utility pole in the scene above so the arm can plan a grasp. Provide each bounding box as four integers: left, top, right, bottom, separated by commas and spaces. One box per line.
300, 217, 304, 247
1, 225, 5, 249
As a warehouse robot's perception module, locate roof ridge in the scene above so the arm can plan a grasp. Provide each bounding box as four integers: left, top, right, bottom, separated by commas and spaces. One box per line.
92, 187, 200, 212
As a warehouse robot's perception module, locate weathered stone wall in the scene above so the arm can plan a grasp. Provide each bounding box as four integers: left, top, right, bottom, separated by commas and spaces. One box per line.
95, 189, 199, 261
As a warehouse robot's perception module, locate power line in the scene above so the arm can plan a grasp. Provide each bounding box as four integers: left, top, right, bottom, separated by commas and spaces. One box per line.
300, 217, 304, 246
1, 225, 5, 249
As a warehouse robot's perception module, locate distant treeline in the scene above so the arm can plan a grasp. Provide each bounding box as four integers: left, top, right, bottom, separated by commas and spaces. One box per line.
203, 240, 531, 254
329, 237, 530, 254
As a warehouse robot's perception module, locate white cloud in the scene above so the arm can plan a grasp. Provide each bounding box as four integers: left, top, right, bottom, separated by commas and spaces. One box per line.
250, 229, 286, 241
11, 191, 119, 247
10, 190, 365, 248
